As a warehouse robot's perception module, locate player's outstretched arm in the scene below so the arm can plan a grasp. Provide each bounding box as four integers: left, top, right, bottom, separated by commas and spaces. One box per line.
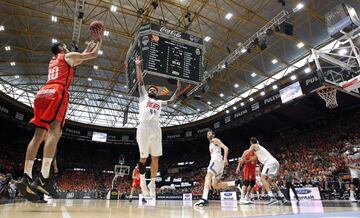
135, 56, 144, 86
65, 38, 102, 67
166, 80, 181, 105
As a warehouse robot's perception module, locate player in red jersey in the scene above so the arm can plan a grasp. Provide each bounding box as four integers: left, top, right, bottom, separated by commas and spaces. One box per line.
15, 39, 102, 202
129, 166, 141, 202
236, 149, 257, 204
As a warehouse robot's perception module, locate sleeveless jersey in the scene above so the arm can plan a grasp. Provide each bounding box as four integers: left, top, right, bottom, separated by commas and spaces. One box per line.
209, 140, 222, 159
46, 53, 74, 91
254, 144, 275, 164
133, 168, 140, 180
245, 151, 257, 169
138, 85, 166, 126
345, 148, 360, 168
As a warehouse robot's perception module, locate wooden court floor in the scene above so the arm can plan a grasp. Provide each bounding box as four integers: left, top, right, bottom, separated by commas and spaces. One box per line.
1, 199, 359, 218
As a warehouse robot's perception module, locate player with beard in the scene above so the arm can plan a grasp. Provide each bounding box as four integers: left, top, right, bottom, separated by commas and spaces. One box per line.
343, 141, 360, 202
134, 56, 181, 199
194, 130, 242, 207
15, 39, 102, 203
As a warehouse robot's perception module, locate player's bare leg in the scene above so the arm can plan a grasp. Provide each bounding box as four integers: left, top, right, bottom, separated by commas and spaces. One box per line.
25, 128, 48, 177
261, 175, 278, 204
148, 156, 159, 198
31, 121, 62, 199
15, 128, 47, 202
129, 186, 135, 202
194, 172, 212, 207
138, 157, 149, 198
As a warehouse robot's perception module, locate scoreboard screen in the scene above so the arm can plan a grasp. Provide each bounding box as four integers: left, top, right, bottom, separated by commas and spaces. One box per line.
126, 23, 204, 96
140, 34, 202, 82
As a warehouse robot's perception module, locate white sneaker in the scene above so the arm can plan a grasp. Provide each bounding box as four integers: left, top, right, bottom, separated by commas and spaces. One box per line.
148, 182, 156, 198
140, 181, 150, 197
349, 196, 357, 202
245, 196, 254, 204
239, 198, 251, 205
266, 197, 279, 205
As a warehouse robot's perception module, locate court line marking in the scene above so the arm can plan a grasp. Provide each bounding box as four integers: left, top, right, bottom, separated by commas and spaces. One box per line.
61, 206, 71, 218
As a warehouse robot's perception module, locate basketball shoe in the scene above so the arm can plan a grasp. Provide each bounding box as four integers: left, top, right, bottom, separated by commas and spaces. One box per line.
31, 174, 59, 199
15, 174, 41, 202
194, 198, 209, 207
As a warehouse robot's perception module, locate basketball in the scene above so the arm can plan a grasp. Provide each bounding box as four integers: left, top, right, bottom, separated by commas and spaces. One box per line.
89, 20, 105, 41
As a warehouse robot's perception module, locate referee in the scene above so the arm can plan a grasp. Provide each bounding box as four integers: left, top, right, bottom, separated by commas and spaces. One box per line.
283, 169, 299, 201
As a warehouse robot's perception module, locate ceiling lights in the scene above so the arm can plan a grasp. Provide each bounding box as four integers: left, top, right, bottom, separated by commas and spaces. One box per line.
204, 36, 211, 42
225, 13, 233, 20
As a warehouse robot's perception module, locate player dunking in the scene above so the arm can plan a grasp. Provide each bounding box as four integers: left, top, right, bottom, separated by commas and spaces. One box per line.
194, 130, 241, 207
129, 166, 141, 202
135, 56, 181, 199
242, 137, 285, 205
236, 149, 257, 204
343, 141, 360, 202
15, 39, 102, 202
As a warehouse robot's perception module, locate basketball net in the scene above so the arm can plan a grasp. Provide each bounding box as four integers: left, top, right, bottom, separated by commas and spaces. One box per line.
317, 86, 338, 109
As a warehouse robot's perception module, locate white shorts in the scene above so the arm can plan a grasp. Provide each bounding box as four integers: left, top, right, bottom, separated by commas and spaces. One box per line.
350, 168, 360, 178
207, 157, 224, 179
261, 158, 279, 178
136, 124, 162, 158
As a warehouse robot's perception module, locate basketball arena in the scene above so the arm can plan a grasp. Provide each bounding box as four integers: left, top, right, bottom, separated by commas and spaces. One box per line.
1, 1, 360, 218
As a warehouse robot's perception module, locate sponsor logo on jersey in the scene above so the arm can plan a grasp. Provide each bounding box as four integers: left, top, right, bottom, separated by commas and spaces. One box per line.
146, 101, 160, 110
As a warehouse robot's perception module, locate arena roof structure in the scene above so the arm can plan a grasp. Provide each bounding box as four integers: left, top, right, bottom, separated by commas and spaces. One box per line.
0, 0, 359, 128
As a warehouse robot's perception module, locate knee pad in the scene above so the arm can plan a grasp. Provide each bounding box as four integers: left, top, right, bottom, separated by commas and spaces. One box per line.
352, 178, 359, 186
250, 180, 256, 188
137, 162, 146, 174
243, 180, 250, 187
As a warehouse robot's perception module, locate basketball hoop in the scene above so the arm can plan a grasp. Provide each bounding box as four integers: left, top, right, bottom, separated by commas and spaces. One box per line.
317, 86, 338, 109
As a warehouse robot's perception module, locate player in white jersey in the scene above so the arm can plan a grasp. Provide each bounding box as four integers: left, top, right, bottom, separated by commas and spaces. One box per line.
135, 56, 181, 198
343, 142, 360, 202
242, 137, 285, 205
194, 130, 241, 207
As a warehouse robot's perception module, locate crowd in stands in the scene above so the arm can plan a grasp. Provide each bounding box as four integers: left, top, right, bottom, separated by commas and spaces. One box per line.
1, 112, 360, 199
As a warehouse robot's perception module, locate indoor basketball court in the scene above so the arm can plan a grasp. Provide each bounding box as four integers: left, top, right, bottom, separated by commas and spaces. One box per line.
1, 0, 360, 218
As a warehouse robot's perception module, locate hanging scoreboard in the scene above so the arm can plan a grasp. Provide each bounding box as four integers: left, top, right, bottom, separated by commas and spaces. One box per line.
126, 23, 205, 97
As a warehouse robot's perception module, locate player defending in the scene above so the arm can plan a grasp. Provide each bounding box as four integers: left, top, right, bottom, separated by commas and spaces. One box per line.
15, 39, 102, 202
343, 142, 360, 202
236, 149, 257, 204
242, 137, 285, 205
135, 56, 181, 199
194, 130, 241, 207
129, 166, 141, 202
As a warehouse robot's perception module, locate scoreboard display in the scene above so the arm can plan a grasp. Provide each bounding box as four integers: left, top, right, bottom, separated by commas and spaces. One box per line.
126, 23, 204, 97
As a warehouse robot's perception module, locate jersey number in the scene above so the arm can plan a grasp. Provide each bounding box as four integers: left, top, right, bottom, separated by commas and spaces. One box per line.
150, 109, 157, 115
48, 66, 59, 81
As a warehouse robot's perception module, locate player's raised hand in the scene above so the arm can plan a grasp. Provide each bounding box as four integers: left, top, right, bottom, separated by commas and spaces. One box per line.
135, 56, 142, 66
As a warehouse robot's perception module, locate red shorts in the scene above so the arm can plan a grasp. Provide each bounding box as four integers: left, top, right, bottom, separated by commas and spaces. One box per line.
243, 165, 256, 181
132, 179, 140, 187
30, 84, 69, 131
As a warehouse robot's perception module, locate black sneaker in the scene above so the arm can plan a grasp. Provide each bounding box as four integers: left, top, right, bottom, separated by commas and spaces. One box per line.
31, 174, 59, 199
15, 174, 41, 202
194, 198, 209, 207
129, 198, 132, 203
